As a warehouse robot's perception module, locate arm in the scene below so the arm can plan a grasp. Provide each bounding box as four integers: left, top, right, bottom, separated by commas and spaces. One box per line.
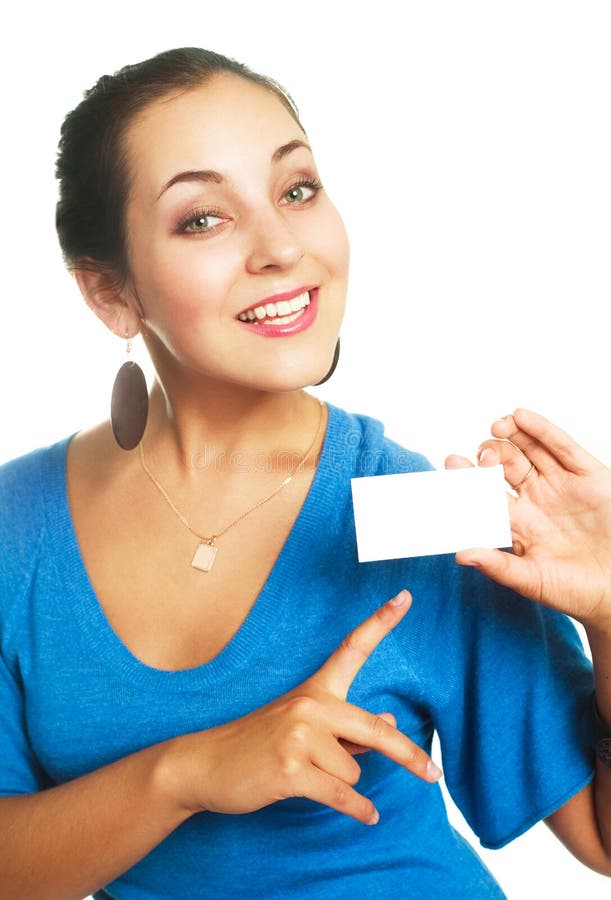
0, 591, 441, 899
544, 623, 611, 876
447, 409, 611, 874
0, 741, 191, 900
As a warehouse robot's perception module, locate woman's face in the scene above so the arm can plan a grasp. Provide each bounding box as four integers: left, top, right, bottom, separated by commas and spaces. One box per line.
121, 74, 350, 393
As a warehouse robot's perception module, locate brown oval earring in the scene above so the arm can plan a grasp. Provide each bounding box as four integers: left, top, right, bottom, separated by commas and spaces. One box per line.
314, 337, 340, 386
110, 332, 149, 450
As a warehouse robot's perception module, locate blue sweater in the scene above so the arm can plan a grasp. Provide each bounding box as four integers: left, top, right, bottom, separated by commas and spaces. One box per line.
0, 402, 595, 899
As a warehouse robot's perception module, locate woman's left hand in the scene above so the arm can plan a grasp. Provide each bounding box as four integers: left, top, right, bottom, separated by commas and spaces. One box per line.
445, 409, 611, 630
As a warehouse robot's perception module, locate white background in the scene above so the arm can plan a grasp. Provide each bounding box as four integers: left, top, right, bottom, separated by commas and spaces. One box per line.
1, 2, 609, 897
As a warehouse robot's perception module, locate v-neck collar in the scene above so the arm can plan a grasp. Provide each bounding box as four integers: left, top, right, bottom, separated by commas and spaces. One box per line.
42, 401, 349, 691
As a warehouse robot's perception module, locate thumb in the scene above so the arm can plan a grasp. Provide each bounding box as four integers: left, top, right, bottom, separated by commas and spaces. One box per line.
445, 454, 474, 470
456, 547, 536, 599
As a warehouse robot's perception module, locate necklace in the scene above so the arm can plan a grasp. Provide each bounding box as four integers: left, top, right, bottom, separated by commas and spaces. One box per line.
138, 399, 326, 572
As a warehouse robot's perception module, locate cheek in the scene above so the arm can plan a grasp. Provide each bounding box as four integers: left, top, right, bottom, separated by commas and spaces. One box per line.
305, 206, 350, 278
131, 236, 238, 325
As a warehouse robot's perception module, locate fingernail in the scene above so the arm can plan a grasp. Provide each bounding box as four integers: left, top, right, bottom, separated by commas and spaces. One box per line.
427, 760, 443, 781
478, 448, 497, 465
389, 589, 409, 607
369, 809, 380, 825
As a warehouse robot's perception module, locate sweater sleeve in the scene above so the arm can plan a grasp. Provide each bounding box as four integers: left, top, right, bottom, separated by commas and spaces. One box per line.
427, 561, 596, 849
0, 447, 54, 796
0, 649, 52, 796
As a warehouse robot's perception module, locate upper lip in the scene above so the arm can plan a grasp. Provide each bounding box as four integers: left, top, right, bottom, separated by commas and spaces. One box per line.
236, 285, 316, 317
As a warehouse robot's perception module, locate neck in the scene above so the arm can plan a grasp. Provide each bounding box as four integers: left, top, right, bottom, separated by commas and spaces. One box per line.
142, 376, 323, 484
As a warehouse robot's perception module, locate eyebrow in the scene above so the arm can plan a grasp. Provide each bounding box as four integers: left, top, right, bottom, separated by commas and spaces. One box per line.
156, 139, 312, 200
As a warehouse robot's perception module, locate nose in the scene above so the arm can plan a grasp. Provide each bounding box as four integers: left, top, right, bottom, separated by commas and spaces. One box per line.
244, 207, 304, 273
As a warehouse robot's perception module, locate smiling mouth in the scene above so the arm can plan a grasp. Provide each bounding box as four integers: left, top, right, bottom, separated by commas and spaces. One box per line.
236, 290, 311, 326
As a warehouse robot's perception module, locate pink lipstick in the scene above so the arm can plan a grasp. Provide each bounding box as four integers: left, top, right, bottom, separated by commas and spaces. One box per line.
236, 288, 319, 338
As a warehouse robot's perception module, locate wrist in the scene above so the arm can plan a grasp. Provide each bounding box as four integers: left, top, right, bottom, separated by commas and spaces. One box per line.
581, 601, 611, 641
153, 734, 205, 819
592, 694, 611, 766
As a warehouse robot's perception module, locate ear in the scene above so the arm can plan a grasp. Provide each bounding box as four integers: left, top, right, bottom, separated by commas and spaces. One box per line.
74, 263, 142, 339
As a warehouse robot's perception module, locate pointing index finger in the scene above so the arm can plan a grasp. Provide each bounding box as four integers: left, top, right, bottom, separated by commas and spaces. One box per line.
314, 590, 412, 698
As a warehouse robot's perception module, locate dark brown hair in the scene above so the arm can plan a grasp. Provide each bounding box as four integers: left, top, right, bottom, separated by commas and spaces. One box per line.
55, 47, 304, 290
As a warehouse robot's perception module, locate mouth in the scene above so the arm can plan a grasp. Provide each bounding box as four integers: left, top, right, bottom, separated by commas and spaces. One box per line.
235, 287, 319, 337
236, 287, 313, 325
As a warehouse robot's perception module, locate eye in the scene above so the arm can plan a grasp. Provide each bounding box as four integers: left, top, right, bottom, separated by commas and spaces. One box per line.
175, 207, 225, 234
186, 214, 223, 232
283, 178, 323, 205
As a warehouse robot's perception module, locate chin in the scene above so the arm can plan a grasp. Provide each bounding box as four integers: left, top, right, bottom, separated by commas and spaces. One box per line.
245, 364, 330, 395
291, 344, 340, 390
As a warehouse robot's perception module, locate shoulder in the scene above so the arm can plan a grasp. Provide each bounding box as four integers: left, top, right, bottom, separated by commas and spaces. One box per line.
325, 402, 433, 478
0, 436, 74, 625
0, 434, 75, 503
0, 443, 52, 535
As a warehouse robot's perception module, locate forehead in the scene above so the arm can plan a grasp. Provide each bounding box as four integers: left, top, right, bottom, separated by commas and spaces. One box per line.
123, 75, 306, 195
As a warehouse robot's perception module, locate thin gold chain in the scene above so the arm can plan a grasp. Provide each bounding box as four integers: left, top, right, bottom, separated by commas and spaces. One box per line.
138, 400, 326, 545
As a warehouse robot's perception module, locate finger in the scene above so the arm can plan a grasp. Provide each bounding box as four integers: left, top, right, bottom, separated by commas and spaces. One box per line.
335, 704, 442, 783
311, 731, 363, 784
455, 547, 542, 602
492, 409, 597, 476
489, 415, 555, 475
302, 766, 379, 825
314, 590, 412, 698
377, 712, 397, 728
341, 711, 397, 756
444, 454, 474, 469
477, 439, 538, 491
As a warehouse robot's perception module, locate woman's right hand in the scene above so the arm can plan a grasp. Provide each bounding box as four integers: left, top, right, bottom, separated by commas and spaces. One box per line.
164, 589, 442, 826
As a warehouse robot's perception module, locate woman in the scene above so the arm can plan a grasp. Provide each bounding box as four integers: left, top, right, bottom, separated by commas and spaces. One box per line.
0, 47, 609, 899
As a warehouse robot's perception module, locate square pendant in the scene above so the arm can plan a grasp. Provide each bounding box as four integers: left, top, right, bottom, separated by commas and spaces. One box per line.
191, 542, 218, 572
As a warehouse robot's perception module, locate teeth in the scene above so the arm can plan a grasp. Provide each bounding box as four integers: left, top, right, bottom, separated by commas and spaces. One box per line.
237, 290, 311, 322
264, 308, 305, 325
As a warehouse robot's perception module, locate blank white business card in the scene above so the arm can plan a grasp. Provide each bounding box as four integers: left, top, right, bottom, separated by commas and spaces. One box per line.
350, 465, 512, 562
